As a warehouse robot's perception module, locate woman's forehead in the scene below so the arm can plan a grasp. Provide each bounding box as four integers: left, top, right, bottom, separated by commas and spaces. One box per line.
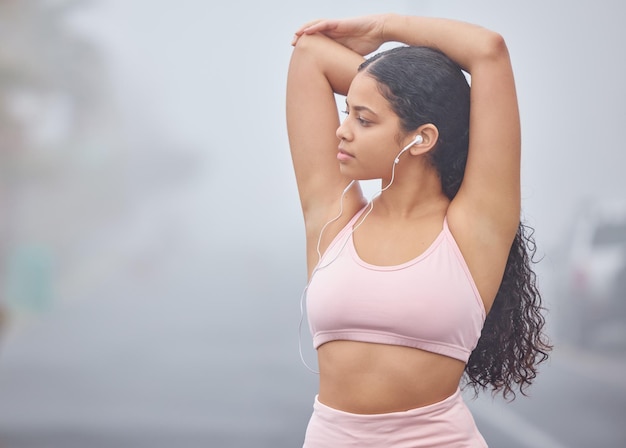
347, 73, 393, 114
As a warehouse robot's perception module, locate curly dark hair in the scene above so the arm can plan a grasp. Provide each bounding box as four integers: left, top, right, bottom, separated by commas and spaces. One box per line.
360, 45, 552, 399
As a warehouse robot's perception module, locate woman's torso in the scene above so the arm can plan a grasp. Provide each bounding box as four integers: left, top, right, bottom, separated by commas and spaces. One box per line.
307, 203, 486, 413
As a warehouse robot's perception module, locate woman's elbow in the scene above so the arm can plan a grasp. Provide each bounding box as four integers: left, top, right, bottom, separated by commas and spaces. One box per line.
480, 31, 510, 62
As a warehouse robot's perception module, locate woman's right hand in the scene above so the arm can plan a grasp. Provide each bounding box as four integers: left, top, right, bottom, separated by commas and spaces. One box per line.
292, 14, 389, 56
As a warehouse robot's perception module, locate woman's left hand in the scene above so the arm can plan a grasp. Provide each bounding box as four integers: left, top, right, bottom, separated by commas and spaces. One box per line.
292, 15, 388, 56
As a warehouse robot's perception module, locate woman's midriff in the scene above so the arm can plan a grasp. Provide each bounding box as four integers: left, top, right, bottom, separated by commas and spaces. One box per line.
317, 340, 466, 414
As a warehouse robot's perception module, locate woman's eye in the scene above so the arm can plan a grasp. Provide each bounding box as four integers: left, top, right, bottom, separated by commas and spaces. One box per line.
342, 110, 370, 126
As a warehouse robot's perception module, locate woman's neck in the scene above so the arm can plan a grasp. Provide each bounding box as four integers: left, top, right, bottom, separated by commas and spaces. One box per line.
374, 164, 449, 219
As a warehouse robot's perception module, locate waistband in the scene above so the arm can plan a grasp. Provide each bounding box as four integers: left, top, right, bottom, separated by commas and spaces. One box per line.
306, 388, 488, 447
313, 388, 463, 423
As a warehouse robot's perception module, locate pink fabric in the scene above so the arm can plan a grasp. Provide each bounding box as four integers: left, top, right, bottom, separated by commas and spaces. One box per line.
302, 389, 488, 447
307, 206, 486, 362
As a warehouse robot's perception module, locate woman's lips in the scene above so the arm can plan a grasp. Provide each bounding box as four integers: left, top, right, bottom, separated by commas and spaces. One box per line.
337, 148, 354, 162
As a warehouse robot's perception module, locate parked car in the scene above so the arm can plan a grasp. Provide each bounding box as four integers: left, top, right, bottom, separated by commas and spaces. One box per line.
553, 199, 626, 347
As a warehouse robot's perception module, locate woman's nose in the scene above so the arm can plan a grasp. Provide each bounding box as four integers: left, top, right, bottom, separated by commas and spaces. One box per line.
336, 119, 352, 141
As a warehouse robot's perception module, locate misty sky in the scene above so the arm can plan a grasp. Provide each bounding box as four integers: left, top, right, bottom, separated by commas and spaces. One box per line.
67, 0, 626, 260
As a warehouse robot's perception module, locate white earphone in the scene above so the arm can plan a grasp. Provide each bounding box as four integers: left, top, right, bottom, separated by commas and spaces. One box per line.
394, 134, 423, 164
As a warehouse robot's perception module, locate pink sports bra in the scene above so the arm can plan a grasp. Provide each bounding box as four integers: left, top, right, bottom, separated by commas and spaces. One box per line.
306, 206, 486, 363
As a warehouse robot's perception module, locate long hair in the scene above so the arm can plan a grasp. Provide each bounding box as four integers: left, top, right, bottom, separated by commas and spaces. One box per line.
360, 46, 552, 399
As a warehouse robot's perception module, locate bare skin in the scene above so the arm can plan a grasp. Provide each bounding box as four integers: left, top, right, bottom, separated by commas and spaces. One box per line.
287, 14, 521, 414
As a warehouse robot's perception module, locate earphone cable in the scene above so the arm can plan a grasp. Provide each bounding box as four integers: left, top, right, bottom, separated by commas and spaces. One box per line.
298, 145, 404, 373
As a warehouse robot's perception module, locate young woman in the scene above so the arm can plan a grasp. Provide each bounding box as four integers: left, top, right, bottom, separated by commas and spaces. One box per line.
286, 13, 551, 447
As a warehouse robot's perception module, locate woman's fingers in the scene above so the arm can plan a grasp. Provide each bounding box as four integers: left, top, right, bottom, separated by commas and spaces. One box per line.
291, 16, 381, 51
302, 20, 339, 35
292, 19, 324, 45
292, 19, 339, 46
294, 19, 326, 36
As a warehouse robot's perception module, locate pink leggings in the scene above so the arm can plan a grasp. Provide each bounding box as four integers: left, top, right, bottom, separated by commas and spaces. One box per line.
302, 388, 488, 447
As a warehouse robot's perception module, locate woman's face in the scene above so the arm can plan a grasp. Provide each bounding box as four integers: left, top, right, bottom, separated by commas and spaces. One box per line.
336, 73, 406, 180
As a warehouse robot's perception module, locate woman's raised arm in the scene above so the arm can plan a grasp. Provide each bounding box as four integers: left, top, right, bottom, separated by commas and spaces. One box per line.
298, 15, 521, 234
286, 34, 366, 273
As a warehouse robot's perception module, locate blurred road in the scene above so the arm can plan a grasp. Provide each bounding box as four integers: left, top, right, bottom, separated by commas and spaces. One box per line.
0, 183, 625, 448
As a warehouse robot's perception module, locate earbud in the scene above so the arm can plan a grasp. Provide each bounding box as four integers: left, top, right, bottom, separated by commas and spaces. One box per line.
394, 135, 424, 164
412, 135, 424, 146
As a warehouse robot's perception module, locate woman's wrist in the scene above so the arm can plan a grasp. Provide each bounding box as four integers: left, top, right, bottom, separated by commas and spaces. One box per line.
380, 13, 397, 43
381, 13, 414, 46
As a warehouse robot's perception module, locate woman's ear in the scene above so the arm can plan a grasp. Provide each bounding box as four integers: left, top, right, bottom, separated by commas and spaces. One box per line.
408, 123, 439, 156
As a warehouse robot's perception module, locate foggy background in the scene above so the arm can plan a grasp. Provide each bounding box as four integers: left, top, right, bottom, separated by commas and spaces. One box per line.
0, 0, 624, 447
